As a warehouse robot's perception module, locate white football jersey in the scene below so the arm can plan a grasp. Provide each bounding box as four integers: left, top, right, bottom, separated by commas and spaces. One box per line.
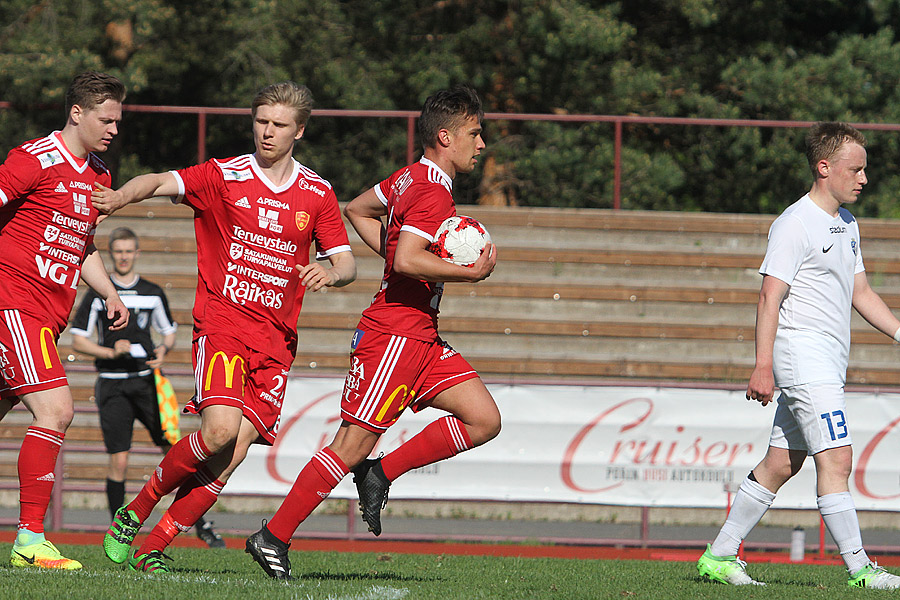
759, 194, 864, 386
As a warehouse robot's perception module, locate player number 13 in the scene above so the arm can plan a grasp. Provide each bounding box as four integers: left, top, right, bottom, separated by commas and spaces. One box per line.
820, 410, 848, 441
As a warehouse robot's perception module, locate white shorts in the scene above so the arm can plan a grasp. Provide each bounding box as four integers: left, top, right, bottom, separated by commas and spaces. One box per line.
769, 382, 851, 455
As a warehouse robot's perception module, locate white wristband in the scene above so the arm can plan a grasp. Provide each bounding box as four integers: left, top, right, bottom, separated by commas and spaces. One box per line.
893, 326, 900, 343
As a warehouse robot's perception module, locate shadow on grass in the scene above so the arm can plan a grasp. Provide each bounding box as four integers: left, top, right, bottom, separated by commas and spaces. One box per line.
691, 575, 823, 588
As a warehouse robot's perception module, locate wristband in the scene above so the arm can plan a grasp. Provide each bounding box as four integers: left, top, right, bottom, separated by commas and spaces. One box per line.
894, 327, 900, 343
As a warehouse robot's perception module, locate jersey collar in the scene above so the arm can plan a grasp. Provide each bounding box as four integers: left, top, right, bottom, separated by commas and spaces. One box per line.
51, 131, 90, 174
419, 156, 453, 191
249, 153, 300, 194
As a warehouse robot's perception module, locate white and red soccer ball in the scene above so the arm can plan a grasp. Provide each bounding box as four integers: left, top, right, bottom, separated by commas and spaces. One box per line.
430, 216, 492, 267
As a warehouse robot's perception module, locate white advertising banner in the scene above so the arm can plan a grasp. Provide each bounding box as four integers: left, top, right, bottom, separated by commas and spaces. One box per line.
226, 378, 900, 511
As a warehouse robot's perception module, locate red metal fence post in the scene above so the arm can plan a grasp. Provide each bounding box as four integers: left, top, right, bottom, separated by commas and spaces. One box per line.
614, 119, 622, 210
197, 111, 207, 164
407, 116, 416, 165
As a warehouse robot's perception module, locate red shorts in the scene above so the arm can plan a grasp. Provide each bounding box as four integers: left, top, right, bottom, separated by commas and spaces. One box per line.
340, 327, 479, 433
190, 333, 290, 445
0, 309, 67, 401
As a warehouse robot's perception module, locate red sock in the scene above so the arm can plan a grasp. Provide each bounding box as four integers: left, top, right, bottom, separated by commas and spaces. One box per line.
128, 431, 211, 522
266, 447, 348, 543
137, 467, 224, 555
18, 427, 64, 533
381, 416, 472, 481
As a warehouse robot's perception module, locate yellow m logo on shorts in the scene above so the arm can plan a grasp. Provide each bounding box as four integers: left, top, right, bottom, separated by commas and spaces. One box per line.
204, 351, 246, 392
39, 327, 57, 370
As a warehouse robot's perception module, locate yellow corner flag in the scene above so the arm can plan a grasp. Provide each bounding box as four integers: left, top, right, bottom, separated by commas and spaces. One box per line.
154, 368, 181, 445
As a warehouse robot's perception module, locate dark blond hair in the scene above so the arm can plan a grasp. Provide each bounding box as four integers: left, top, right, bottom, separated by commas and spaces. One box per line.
65, 71, 126, 115
251, 81, 313, 126
418, 84, 483, 150
805, 122, 867, 177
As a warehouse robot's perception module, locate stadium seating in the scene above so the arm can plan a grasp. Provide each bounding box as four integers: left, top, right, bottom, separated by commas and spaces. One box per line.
5, 199, 900, 511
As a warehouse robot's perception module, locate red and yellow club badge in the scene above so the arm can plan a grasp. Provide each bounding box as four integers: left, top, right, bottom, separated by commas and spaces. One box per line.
295, 211, 310, 231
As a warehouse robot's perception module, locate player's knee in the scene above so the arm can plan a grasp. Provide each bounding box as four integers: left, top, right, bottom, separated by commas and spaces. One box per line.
471, 413, 501, 447
200, 425, 239, 454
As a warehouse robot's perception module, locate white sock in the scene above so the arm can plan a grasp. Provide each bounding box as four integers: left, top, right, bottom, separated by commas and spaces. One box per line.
818, 492, 868, 575
710, 475, 776, 557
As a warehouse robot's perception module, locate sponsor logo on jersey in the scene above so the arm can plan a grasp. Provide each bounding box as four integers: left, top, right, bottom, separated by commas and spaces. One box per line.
257, 196, 290, 210
37, 151, 63, 169
830, 225, 847, 234
393, 169, 413, 197
222, 274, 284, 308
223, 168, 253, 182
257, 208, 283, 233
72, 191, 90, 216
295, 211, 310, 231
68, 180, 93, 191
0, 342, 15, 381
298, 178, 326, 197
230, 243, 293, 273
38, 242, 80, 265
51, 211, 92, 235
235, 196, 252, 209
35, 256, 80, 288
226, 262, 289, 287
54, 182, 67, 194
343, 354, 365, 403
231, 225, 297, 255
44, 224, 86, 253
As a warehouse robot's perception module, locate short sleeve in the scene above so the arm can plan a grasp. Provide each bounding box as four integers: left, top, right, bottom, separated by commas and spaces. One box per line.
0, 148, 41, 209
313, 187, 352, 260
759, 214, 808, 286
173, 160, 222, 212
398, 181, 451, 243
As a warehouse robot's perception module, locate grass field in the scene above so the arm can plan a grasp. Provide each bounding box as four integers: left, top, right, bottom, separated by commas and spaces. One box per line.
0, 542, 890, 600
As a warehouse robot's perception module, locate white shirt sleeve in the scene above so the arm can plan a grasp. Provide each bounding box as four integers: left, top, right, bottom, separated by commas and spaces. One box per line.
759, 214, 808, 286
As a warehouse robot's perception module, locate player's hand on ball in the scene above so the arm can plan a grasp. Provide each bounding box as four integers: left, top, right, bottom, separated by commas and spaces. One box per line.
469, 242, 497, 282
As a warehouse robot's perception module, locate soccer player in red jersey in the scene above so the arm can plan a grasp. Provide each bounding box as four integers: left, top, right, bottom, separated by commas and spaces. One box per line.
92, 81, 356, 574
0, 71, 129, 570
246, 84, 499, 580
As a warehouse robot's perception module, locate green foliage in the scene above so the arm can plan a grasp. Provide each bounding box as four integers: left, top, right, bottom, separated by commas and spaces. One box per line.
4, 0, 900, 212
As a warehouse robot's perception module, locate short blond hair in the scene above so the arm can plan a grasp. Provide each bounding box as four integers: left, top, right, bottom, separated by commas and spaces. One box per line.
251, 81, 313, 126
805, 122, 867, 177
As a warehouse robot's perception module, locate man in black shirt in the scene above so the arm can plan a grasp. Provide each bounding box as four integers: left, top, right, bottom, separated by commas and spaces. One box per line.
71, 227, 224, 548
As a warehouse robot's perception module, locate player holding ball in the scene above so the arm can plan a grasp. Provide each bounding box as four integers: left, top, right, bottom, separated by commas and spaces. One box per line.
246, 84, 499, 580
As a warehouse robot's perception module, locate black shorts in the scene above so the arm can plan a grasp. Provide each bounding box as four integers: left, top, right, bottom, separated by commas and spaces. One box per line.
95, 374, 169, 453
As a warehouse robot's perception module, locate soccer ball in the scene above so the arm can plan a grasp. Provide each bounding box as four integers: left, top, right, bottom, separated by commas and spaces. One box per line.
430, 216, 492, 267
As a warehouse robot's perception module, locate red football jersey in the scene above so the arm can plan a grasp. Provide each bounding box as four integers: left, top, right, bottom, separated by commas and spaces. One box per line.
173, 154, 351, 364
359, 157, 456, 341
0, 131, 109, 332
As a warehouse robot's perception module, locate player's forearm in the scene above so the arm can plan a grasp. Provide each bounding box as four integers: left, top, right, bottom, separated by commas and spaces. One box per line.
753, 296, 781, 369
327, 251, 357, 288
394, 247, 484, 283
80, 248, 119, 301
119, 172, 177, 204
854, 286, 900, 339
71, 335, 116, 360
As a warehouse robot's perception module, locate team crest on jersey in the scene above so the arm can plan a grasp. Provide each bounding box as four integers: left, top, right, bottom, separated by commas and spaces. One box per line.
235, 196, 251, 209
295, 211, 310, 231
229, 243, 245, 260
37, 151, 64, 169
851, 238, 858, 256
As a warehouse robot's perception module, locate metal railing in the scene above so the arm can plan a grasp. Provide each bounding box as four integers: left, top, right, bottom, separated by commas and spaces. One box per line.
6, 100, 900, 210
